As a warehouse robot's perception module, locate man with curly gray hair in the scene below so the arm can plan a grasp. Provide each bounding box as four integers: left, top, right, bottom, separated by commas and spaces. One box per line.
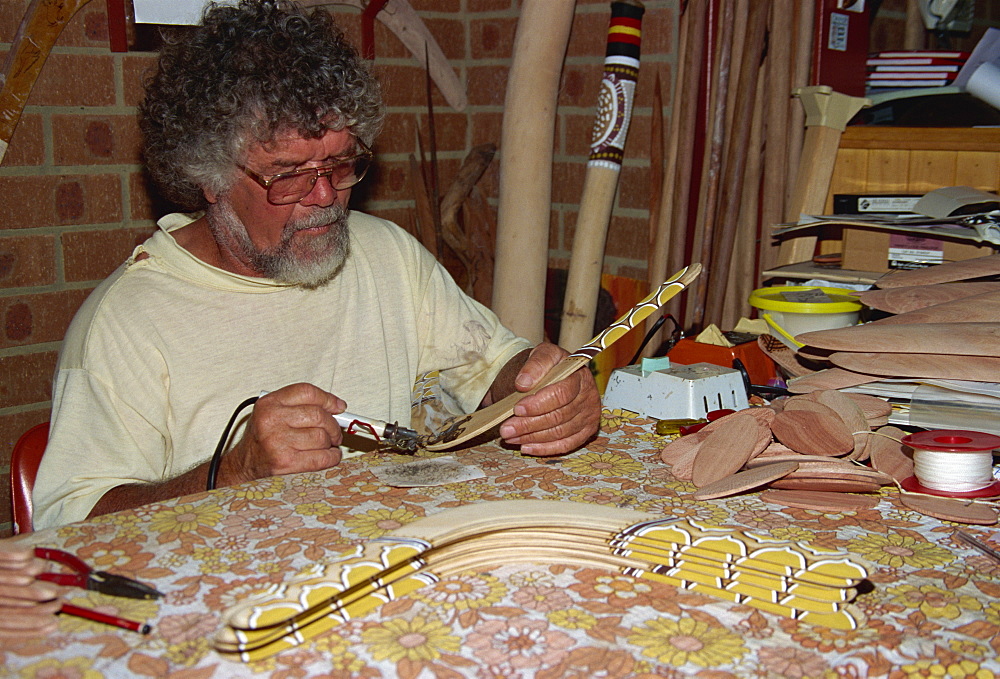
33, 0, 600, 530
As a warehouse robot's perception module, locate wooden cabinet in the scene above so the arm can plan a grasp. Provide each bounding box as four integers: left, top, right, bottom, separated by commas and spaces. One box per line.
766, 126, 1000, 284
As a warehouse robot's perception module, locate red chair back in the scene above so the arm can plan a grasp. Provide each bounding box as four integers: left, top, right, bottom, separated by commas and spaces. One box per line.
11, 422, 49, 535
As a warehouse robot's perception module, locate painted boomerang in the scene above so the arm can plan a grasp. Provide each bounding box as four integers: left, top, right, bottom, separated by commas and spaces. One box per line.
423, 263, 703, 451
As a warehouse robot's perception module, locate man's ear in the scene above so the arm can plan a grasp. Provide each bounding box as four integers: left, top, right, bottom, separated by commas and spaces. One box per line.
203, 187, 219, 204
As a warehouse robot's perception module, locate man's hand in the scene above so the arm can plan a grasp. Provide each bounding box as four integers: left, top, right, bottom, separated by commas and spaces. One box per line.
497, 342, 601, 456
221, 383, 346, 485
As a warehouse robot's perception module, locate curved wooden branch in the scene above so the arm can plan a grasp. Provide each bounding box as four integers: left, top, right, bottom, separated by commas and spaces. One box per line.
0, 0, 92, 164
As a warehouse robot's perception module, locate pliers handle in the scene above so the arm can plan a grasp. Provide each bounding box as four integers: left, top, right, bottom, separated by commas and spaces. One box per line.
34, 547, 163, 600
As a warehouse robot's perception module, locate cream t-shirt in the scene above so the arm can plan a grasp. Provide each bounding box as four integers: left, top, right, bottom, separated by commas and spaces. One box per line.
33, 212, 530, 529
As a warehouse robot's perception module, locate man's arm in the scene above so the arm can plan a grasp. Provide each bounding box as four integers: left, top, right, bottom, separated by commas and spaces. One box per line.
484, 342, 601, 457
88, 383, 345, 519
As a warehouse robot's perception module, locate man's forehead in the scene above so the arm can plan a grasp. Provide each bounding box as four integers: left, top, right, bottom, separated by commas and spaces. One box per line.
253, 127, 355, 156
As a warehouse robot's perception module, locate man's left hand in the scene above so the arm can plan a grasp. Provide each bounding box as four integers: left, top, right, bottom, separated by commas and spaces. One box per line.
497, 342, 601, 456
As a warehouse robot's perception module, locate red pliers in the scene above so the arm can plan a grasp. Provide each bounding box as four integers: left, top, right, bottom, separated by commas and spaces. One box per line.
34, 548, 163, 600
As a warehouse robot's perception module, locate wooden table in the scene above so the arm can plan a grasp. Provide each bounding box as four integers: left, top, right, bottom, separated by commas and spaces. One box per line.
4, 410, 1000, 677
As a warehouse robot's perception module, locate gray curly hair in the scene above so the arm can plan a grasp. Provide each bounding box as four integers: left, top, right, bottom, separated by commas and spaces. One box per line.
139, 0, 384, 211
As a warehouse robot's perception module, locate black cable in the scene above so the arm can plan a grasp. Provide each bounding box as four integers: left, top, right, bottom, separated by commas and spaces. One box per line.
207, 395, 260, 491
628, 314, 678, 366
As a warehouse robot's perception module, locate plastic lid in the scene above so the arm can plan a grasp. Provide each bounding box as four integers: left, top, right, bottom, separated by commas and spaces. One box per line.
901, 430, 1000, 453
747, 286, 863, 314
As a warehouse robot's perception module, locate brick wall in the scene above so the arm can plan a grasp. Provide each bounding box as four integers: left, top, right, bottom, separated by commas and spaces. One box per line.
0, 0, 680, 534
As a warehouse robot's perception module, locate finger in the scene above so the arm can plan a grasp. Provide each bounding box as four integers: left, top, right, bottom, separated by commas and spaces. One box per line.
514, 343, 568, 392
269, 447, 343, 475
262, 383, 346, 414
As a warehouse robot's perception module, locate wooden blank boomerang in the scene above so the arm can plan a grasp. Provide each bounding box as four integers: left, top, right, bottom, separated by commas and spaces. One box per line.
424, 263, 703, 451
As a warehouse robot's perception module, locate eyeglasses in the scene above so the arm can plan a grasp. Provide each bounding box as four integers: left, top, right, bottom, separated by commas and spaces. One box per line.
240, 139, 373, 205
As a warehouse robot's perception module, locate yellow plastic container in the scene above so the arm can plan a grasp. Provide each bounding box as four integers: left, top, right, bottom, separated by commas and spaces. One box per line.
747, 286, 862, 350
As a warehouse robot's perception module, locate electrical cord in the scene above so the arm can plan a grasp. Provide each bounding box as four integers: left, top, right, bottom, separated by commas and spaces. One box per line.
207, 395, 260, 491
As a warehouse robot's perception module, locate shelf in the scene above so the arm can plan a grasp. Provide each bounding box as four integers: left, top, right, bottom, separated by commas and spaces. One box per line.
761, 261, 881, 285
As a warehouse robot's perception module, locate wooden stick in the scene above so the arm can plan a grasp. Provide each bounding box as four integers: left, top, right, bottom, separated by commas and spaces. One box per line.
440, 144, 497, 294
559, 0, 647, 352
783, 0, 816, 210
408, 153, 438, 258
646, 70, 665, 285
687, 0, 735, 329
492, 0, 576, 343
704, 0, 769, 327
758, 0, 793, 274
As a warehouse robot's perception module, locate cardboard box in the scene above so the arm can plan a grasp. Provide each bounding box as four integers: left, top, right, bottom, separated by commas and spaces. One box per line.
841, 227, 995, 273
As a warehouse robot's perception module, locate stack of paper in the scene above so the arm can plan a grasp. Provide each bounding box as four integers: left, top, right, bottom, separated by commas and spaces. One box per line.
866, 50, 968, 91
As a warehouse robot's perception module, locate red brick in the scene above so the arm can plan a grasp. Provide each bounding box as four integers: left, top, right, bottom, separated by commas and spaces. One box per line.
466, 65, 509, 107
52, 114, 143, 165
417, 112, 468, 153
374, 63, 450, 109
0, 351, 57, 408
122, 54, 159, 107
470, 112, 503, 148
622, 114, 652, 163
0, 175, 123, 229
411, 0, 461, 11
617, 163, 653, 211
372, 19, 412, 60
0, 1, 29, 42
470, 17, 517, 59
550, 161, 586, 205
364, 158, 413, 203
563, 112, 596, 158
0, 234, 56, 288
129, 172, 176, 222
558, 63, 603, 108
605, 214, 646, 259
4, 113, 44, 166
28, 54, 115, 107
642, 8, 676, 56
468, 0, 513, 11
0, 288, 92, 350
63, 227, 156, 283
377, 113, 418, 155
423, 17, 465, 62
567, 10, 610, 59
56, 3, 110, 48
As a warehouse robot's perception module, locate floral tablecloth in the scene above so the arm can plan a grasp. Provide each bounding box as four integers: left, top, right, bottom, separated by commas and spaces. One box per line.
4, 410, 1000, 678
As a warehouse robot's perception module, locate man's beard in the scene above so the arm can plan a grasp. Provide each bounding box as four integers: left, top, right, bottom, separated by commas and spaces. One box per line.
206, 198, 351, 289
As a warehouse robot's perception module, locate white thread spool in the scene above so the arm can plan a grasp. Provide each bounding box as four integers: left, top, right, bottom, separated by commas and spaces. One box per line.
900, 430, 1000, 497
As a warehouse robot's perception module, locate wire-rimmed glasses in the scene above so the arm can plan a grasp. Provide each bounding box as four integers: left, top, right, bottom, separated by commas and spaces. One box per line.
241, 138, 373, 205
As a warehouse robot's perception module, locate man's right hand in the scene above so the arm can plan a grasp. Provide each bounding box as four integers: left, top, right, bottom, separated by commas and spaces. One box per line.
221, 383, 346, 485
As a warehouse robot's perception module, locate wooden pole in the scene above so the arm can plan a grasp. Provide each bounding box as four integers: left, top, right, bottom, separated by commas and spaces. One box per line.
559, 0, 646, 351
775, 86, 869, 266
492, 0, 576, 344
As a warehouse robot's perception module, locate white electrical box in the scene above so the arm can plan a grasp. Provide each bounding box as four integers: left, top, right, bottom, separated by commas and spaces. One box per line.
602, 360, 749, 420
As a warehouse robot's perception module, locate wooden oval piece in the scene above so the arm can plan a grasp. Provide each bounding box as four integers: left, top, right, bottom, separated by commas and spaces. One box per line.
768, 478, 882, 493
868, 425, 914, 483
770, 410, 855, 456
858, 282, 1000, 314
798, 323, 1000, 358
815, 390, 871, 461
760, 489, 881, 511
900, 493, 999, 525
692, 414, 765, 488
691, 461, 799, 500
660, 430, 709, 481
829, 352, 1000, 383
870, 291, 1000, 326
787, 368, 880, 394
